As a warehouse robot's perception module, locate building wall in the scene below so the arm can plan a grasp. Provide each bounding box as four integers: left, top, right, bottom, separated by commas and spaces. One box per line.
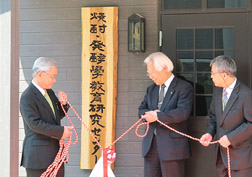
19, 0, 158, 176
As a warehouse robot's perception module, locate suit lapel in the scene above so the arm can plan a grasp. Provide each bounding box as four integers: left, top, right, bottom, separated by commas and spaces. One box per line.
220, 82, 240, 126
30, 84, 58, 124
151, 85, 159, 109
160, 78, 176, 111
215, 88, 223, 119
47, 90, 60, 124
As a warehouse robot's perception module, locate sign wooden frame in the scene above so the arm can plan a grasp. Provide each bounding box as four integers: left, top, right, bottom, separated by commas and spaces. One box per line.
80, 6, 118, 169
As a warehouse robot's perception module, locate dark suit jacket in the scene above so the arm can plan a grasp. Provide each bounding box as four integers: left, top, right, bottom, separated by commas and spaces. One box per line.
207, 81, 252, 170
138, 77, 193, 161
20, 83, 69, 169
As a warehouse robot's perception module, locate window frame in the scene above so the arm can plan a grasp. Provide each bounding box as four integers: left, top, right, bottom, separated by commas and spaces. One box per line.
160, 0, 251, 14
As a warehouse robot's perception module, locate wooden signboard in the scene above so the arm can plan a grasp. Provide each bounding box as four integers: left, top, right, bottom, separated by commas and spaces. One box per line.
80, 7, 118, 169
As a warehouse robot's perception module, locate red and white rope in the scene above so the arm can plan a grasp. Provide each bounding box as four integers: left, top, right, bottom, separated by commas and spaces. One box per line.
156, 119, 231, 177
41, 99, 231, 177
135, 119, 231, 177
41, 138, 71, 177
40, 102, 78, 177
66, 100, 102, 149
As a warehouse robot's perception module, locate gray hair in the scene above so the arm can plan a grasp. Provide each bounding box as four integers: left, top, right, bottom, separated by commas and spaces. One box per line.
210, 55, 236, 76
144, 52, 174, 72
32, 57, 57, 77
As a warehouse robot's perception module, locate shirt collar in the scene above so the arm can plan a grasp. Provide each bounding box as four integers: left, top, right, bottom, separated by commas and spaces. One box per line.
163, 74, 175, 88
160, 74, 175, 95
32, 80, 46, 96
224, 77, 237, 97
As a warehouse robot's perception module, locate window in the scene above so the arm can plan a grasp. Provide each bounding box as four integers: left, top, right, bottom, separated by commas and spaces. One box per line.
208, 0, 247, 8
164, 0, 201, 9
163, 0, 247, 10
176, 28, 234, 116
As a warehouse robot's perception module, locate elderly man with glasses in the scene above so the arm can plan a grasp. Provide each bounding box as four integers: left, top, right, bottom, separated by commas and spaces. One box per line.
20, 57, 73, 177
200, 55, 252, 177
138, 52, 193, 177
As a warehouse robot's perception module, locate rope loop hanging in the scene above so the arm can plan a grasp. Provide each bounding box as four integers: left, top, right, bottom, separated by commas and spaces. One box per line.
41, 99, 231, 177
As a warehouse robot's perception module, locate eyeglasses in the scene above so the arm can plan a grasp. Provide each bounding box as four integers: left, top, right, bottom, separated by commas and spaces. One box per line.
147, 70, 158, 77
147, 73, 155, 77
43, 71, 57, 80
211, 71, 223, 76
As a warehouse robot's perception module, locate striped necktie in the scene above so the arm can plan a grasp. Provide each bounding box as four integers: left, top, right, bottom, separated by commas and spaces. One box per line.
158, 84, 166, 109
44, 91, 55, 117
154, 84, 166, 135
222, 89, 228, 110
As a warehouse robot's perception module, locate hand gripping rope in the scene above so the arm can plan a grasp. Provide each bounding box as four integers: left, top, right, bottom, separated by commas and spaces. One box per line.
41, 99, 231, 177
41, 99, 117, 177
41, 102, 78, 177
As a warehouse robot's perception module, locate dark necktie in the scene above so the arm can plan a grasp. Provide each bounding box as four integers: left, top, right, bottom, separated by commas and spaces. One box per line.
222, 89, 228, 110
158, 84, 166, 109
154, 84, 166, 135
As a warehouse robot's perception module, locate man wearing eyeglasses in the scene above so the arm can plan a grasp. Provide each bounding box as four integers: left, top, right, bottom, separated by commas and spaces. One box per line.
20, 57, 73, 177
200, 56, 252, 177
138, 52, 193, 177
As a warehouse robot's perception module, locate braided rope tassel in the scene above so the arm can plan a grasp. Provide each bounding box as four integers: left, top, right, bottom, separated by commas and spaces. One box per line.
41, 102, 78, 177
41, 138, 71, 177
40, 98, 232, 177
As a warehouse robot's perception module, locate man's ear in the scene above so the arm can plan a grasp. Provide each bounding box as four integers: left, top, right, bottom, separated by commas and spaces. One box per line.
223, 72, 228, 79
163, 65, 168, 71
37, 71, 43, 78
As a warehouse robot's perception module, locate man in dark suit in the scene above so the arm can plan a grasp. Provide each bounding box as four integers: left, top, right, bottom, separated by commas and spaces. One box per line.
200, 55, 252, 177
20, 57, 73, 177
138, 52, 193, 177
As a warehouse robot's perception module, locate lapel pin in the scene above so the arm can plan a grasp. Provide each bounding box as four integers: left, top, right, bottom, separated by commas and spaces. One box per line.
170, 91, 173, 94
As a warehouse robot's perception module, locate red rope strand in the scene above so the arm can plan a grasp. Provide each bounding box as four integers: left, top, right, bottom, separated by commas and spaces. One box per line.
41, 100, 231, 177
135, 119, 231, 177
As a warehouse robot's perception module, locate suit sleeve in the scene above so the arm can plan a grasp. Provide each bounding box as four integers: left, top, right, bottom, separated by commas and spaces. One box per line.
20, 93, 64, 140
138, 87, 152, 118
157, 81, 193, 124
227, 91, 252, 146
206, 88, 217, 137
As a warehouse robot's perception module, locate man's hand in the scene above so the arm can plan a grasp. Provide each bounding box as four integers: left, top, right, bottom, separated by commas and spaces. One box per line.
61, 126, 73, 140
219, 135, 231, 148
200, 133, 212, 146
142, 111, 158, 123
58, 91, 67, 105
